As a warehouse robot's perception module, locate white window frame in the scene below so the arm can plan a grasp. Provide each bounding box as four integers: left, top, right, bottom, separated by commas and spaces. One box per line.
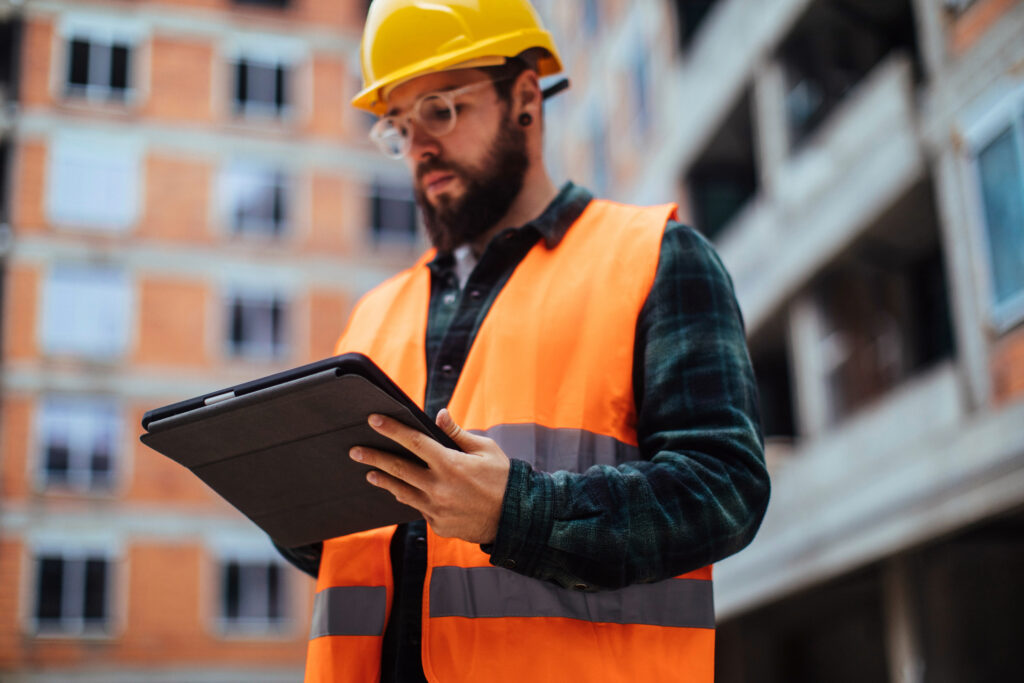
212, 542, 291, 637
962, 79, 1024, 332
57, 14, 144, 104
29, 546, 117, 638
226, 35, 305, 121
224, 286, 289, 361
46, 131, 143, 231
35, 395, 121, 494
40, 264, 133, 359
220, 162, 290, 237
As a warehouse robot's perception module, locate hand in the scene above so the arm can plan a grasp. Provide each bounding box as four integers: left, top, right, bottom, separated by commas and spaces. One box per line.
349, 409, 511, 544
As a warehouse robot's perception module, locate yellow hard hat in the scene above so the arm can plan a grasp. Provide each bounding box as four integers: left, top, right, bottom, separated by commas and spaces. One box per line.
353, 0, 564, 115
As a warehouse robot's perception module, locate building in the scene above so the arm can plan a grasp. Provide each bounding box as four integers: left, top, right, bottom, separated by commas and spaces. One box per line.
540, 0, 1023, 681
0, 0, 422, 680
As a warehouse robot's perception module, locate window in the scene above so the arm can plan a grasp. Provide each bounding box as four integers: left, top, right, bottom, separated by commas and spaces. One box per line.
59, 16, 141, 103
370, 180, 418, 245
47, 133, 141, 230
226, 290, 288, 360
233, 56, 289, 118
41, 265, 131, 359
1, 19, 21, 103
222, 164, 289, 237
974, 123, 1024, 321
65, 35, 131, 101
37, 396, 119, 492
33, 552, 113, 635
965, 83, 1024, 328
220, 558, 288, 632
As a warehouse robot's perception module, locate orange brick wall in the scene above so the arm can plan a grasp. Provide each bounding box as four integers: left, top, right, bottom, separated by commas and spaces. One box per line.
0, 396, 33, 499
139, 155, 214, 244
145, 36, 215, 123
135, 277, 212, 368
308, 289, 349, 359
0, 539, 26, 667
19, 18, 54, 109
3, 264, 40, 362
992, 325, 1024, 405
950, 0, 1022, 55
307, 55, 347, 140
11, 141, 47, 231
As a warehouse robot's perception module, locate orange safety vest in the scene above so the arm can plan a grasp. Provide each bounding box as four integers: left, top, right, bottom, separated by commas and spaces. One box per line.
305, 199, 715, 683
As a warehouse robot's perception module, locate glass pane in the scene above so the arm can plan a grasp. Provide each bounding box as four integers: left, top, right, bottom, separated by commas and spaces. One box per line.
45, 442, 71, 482
110, 43, 130, 92
223, 561, 240, 620
83, 558, 107, 621
234, 61, 248, 109
976, 126, 1024, 306
67, 39, 90, 87
35, 557, 64, 620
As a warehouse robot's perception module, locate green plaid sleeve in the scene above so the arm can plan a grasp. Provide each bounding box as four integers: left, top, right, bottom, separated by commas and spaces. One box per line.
486, 221, 770, 590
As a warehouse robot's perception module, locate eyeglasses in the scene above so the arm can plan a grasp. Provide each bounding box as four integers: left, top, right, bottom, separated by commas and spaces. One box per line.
369, 79, 502, 159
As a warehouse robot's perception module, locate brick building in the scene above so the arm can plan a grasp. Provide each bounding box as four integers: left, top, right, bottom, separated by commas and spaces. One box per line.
2, 0, 1023, 681
0, 0, 422, 680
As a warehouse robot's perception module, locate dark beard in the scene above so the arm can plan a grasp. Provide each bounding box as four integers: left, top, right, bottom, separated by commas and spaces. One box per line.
414, 114, 529, 253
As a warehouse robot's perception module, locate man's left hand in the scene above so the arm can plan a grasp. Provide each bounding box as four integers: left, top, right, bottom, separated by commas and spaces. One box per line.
350, 408, 511, 544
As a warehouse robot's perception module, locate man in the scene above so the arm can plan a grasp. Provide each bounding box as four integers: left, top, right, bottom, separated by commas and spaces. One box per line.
279, 1, 770, 681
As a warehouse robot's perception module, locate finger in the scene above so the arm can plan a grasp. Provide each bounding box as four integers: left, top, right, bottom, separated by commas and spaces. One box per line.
350, 446, 431, 490
436, 408, 492, 453
367, 414, 447, 467
365, 469, 428, 509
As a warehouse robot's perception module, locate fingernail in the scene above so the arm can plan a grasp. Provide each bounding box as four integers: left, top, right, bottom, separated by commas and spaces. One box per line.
350, 447, 363, 462
367, 472, 377, 484
369, 414, 384, 427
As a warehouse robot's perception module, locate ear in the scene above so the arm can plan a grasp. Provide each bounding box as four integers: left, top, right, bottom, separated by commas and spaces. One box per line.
513, 69, 543, 116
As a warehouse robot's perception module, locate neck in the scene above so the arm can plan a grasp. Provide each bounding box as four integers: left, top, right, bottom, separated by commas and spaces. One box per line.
469, 164, 558, 258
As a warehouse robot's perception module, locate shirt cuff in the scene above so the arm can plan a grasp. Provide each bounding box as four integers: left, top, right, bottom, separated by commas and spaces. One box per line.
481, 458, 555, 576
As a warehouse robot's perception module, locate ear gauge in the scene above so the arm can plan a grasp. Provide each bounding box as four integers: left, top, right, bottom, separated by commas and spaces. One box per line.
518, 112, 533, 127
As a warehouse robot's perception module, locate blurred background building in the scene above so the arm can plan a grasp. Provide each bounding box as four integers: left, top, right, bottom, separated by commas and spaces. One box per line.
0, 0, 1021, 681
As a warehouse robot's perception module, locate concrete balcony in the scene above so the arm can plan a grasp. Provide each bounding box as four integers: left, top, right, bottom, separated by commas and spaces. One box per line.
715, 360, 1024, 618
718, 53, 924, 334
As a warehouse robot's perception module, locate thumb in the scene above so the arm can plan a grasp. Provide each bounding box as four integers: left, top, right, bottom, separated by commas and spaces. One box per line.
436, 408, 489, 452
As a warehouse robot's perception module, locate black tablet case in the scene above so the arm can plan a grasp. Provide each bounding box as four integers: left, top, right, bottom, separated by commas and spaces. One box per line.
140, 356, 452, 548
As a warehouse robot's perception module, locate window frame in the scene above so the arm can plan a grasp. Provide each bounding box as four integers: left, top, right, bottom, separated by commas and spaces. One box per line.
29, 547, 117, 638
35, 395, 122, 494
40, 263, 133, 360
57, 15, 143, 105
232, 54, 291, 120
224, 287, 290, 361
962, 80, 1024, 332
220, 162, 290, 238
213, 546, 292, 637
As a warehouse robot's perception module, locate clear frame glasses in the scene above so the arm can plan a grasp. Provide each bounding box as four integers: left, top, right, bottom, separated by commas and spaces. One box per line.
369, 79, 502, 159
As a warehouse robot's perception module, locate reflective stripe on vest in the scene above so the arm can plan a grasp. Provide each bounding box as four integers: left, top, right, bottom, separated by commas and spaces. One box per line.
309, 199, 715, 683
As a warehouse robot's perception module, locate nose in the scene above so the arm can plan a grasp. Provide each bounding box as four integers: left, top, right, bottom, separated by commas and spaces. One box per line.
407, 121, 441, 163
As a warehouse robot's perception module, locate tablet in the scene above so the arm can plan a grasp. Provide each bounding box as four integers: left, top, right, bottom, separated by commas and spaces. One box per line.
140, 353, 454, 548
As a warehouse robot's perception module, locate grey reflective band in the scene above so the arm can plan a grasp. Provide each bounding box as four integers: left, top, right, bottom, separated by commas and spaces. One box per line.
480, 424, 640, 471
429, 566, 714, 629
309, 586, 387, 639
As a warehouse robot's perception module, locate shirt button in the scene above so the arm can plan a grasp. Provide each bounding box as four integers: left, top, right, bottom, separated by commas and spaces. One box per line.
573, 583, 589, 591
468, 289, 482, 300
442, 292, 456, 305
441, 364, 454, 376
414, 536, 426, 549
502, 559, 517, 569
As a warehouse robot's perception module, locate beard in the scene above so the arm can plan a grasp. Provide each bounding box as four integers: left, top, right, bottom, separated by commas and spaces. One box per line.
414, 112, 529, 253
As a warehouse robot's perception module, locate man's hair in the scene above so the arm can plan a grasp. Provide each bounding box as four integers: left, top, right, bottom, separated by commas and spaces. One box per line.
480, 48, 545, 104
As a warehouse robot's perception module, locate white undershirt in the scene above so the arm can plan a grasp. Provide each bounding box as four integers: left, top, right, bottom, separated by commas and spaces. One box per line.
453, 244, 478, 291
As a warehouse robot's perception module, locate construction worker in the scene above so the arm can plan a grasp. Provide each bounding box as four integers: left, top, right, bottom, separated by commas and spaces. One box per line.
278, 1, 770, 681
